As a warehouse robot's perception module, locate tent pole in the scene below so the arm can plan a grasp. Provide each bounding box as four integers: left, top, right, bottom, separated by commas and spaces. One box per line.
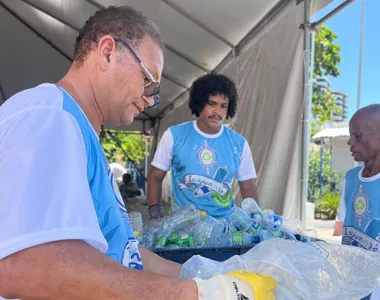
357, 0, 365, 110
300, 0, 312, 223
0, 81, 6, 105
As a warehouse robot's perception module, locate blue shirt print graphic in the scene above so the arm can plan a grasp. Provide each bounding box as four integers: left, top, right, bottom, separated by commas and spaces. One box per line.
170, 122, 245, 218
342, 167, 380, 254
61, 87, 143, 270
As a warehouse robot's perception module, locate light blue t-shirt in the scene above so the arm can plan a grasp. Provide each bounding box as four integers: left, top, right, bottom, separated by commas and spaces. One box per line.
60, 87, 143, 270
342, 166, 380, 252
340, 166, 380, 300
0, 83, 142, 271
152, 121, 257, 219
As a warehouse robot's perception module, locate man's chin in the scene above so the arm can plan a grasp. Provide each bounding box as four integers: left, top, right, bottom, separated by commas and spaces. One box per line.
352, 153, 363, 162
120, 117, 134, 127
104, 117, 134, 129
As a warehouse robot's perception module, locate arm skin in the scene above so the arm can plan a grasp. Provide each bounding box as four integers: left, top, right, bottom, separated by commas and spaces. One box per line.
0, 240, 198, 300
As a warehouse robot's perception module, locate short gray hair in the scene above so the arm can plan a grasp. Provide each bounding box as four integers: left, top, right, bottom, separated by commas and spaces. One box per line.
74, 6, 164, 64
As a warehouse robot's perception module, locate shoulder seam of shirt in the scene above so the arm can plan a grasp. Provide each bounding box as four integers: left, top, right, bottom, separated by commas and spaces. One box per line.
0, 107, 88, 166
0, 106, 66, 128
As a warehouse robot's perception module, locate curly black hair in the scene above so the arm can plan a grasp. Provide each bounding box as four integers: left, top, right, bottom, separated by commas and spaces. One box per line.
74, 6, 164, 66
189, 74, 238, 119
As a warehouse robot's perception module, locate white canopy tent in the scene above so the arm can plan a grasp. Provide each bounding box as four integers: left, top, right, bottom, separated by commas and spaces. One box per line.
0, 0, 354, 219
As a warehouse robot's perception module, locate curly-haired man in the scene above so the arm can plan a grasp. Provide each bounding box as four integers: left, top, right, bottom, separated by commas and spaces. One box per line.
148, 74, 259, 219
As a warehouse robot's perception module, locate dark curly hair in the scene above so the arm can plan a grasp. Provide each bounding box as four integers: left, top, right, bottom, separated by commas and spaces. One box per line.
189, 74, 238, 119
74, 6, 164, 65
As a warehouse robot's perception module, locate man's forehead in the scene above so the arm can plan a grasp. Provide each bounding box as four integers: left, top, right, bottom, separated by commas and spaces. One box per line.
350, 114, 378, 132
209, 94, 229, 102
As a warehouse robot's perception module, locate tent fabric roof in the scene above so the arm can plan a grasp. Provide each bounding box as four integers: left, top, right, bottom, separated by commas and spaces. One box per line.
1, 0, 332, 125
312, 127, 349, 139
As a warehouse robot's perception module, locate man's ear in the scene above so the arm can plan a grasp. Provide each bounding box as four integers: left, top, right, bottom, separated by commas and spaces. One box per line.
97, 35, 116, 70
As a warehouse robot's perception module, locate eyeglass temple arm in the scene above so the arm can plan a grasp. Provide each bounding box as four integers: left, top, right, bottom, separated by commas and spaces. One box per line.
114, 38, 157, 83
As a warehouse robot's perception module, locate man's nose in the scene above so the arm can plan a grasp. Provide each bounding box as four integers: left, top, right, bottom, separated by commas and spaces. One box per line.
348, 135, 355, 146
142, 94, 155, 107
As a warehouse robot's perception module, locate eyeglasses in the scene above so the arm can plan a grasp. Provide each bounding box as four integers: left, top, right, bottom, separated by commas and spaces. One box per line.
114, 38, 160, 108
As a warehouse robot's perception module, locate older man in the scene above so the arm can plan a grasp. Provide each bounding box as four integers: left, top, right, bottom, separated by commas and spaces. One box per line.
0, 5, 275, 300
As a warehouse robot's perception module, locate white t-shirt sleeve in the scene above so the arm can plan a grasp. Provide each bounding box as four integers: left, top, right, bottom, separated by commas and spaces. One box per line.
0, 108, 107, 259
151, 129, 174, 172
235, 140, 257, 181
337, 182, 347, 222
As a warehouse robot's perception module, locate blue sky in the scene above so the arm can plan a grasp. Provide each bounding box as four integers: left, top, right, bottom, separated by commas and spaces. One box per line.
314, 0, 379, 119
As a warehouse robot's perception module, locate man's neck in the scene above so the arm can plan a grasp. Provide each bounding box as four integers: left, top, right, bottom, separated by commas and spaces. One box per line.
196, 119, 221, 135
56, 68, 103, 135
363, 154, 380, 177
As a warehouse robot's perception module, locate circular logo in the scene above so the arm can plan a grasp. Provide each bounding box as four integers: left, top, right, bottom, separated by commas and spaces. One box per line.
200, 148, 215, 166
354, 195, 367, 216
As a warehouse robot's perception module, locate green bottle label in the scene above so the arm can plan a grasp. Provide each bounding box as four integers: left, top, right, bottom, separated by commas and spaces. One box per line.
155, 236, 168, 246
247, 222, 262, 234
169, 232, 180, 243
177, 234, 195, 247
232, 232, 243, 246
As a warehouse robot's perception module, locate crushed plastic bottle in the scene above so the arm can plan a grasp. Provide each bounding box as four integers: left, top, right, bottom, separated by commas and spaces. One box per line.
161, 205, 200, 233
241, 198, 263, 220
229, 207, 262, 235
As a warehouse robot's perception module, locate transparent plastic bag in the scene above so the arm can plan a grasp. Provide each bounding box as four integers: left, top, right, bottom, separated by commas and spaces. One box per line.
180, 239, 380, 300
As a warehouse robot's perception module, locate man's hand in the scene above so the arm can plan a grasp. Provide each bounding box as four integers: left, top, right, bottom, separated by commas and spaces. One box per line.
149, 204, 164, 219
194, 271, 276, 300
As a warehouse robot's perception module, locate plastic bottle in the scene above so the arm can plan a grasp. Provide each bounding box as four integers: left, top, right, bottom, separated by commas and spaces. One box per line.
176, 232, 195, 248
196, 212, 233, 247
260, 228, 284, 240
228, 231, 260, 247
140, 219, 161, 250
193, 212, 214, 247
241, 198, 263, 220
128, 211, 143, 233
154, 235, 169, 250
162, 205, 200, 233
229, 207, 262, 235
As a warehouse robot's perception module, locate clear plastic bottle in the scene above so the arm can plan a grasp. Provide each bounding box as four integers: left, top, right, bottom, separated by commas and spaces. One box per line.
140, 219, 161, 250
196, 212, 232, 247
260, 228, 284, 240
175, 231, 195, 248
228, 231, 260, 247
162, 205, 200, 233
229, 207, 262, 235
128, 211, 143, 233
241, 198, 263, 220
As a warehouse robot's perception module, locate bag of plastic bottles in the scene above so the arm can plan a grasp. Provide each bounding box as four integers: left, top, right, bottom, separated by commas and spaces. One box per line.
180, 239, 380, 300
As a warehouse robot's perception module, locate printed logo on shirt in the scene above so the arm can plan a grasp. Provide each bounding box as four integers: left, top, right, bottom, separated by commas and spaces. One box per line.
342, 226, 380, 252
122, 238, 143, 270
197, 140, 217, 174
178, 166, 232, 208
353, 185, 371, 227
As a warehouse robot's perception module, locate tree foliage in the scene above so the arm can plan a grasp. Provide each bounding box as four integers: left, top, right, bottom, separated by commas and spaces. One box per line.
100, 130, 148, 164
311, 25, 342, 136
308, 149, 344, 204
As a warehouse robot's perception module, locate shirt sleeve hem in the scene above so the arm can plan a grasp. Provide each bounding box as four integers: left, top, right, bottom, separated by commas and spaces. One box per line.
151, 162, 170, 172
0, 228, 108, 259
235, 174, 257, 182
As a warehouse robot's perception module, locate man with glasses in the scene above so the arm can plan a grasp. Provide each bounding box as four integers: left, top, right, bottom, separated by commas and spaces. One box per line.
0, 5, 275, 300
334, 104, 380, 300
